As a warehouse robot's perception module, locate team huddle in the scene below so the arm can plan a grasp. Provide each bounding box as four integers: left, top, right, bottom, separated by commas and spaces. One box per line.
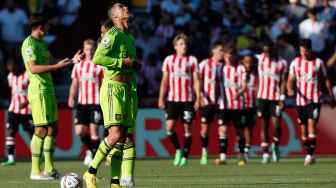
1, 1, 335, 188
158, 34, 335, 167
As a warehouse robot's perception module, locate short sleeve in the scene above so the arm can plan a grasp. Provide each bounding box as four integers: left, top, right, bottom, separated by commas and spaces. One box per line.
282, 59, 288, 73
71, 64, 78, 79
191, 56, 199, 73
22, 43, 37, 63
7, 74, 12, 87
289, 58, 296, 76
319, 60, 327, 77
162, 56, 170, 72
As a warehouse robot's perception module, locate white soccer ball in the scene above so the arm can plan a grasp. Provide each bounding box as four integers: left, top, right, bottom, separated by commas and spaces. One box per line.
60, 173, 83, 188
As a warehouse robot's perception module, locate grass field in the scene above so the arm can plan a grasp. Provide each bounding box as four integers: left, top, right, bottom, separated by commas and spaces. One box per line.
0, 157, 335, 188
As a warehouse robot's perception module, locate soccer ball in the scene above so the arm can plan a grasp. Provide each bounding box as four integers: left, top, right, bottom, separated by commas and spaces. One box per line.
60, 173, 83, 188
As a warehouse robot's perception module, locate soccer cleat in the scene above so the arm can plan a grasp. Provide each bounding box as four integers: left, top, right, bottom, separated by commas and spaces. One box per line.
271, 143, 280, 162
44, 169, 61, 179
261, 153, 270, 164
30, 172, 56, 180
84, 150, 93, 167
304, 155, 315, 166
110, 184, 122, 188
179, 157, 188, 166
0, 160, 15, 166
83, 171, 97, 188
215, 158, 227, 166
120, 176, 135, 187
173, 150, 182, 166
200, 153, 208, 165
238, 156, 246, 166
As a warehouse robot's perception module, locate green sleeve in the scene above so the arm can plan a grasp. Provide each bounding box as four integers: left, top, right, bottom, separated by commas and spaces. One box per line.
22, 42, 36, 63
93, 34, 123, 69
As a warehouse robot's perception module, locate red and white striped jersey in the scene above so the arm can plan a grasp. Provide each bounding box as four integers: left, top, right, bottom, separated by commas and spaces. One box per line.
199, 58, 223, 105
256, 53, 287, 101
162, 54, 199, 102
289, 57, 327, 106
218, 64, 246, 110
244, 68, 258, 108
71, 59, 104, 105
8, 71, 31, 115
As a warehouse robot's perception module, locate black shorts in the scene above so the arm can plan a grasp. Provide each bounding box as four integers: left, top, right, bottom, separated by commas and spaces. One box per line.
217, 109, 244, 129
75, 104, 103, 125
7, 112, 34, 132
296, 103, 321, 124
200, 105, 217, 124
257, 99, 282, 118
243, 107, 257, 128
166, 102, 195, 124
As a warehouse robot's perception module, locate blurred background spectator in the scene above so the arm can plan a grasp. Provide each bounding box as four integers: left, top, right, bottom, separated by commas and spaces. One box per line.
0, 0, 336, 108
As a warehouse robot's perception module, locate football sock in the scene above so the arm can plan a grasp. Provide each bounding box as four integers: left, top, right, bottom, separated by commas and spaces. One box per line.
219, 135, 228, 155
168, 132, 180, 149
273, 137, 280, 145
91, 135, 100, 156
183, 133, 192, 158
80, 133, 92, 151
121, 141, 135, 177
200, 135, 208, 152
5, 136, 15, 161
43, 136, 55, 173
30, 134, 44, 175
301, 137, 308, 153
238, 137, 246, 154
261, 142, 269, 154
110, 142, 124, 182
244, 144, 251, 154
90, 138, 112, 174
307, 134, 317, 155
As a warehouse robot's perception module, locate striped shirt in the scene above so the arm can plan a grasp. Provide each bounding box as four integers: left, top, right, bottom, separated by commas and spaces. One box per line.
162, 54, 199, 102
244, 68, 258, 108
71, 59, 104, 105
256, 53, 287, 101
199, 58, 223, 105
289, 57, 327, 106
218, 64, 246, 110
8, 71, 31, 114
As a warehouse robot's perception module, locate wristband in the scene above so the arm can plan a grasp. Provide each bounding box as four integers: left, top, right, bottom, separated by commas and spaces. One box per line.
280, 94, 285, 101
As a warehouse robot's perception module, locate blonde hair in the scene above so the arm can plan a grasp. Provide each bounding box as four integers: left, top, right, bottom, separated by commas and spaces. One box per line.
173, 33, 188, 46
83, 39, 96, 47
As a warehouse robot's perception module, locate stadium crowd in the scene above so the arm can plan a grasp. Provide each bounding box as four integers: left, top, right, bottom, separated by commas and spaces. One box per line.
0, 0, 336, 106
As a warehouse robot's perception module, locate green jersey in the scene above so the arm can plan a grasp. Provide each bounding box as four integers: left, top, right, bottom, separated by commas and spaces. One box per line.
93, 27, 137, 80
21, 36, 54, 94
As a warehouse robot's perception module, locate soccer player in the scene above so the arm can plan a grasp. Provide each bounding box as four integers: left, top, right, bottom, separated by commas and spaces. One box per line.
256, 41, 287, 163
198, 40, 224, 165
287, 39, 335, 166
216, 44, 247, 166
1, 58, 33, 166
83, 3, 139, 188
21, 13, 83, 180
68, 39, 104, 167
241, 54, 258, 158
158, 33, 200, 166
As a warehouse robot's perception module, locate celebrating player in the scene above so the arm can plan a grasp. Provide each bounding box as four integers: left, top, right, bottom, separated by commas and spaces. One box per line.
21, 13, 83, 180
241, 54, 258, 158
158, 33, 201, 166
256, 41, 287, 163
68, 39, 103, 167
198, 40, 224, 165
216, 44, 247, 166
1, 58, 33, 166
287, 39, 335, 166
83, 2, 139, 188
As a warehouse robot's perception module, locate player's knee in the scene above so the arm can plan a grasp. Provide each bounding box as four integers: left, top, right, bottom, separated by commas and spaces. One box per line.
75, 127, 86, 137
34, 127, 48, 138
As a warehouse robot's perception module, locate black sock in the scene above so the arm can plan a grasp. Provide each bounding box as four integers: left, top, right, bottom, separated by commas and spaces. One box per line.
111, 179, 120, 185
219, 138, 228, 154
183, 136, 192, 158
88, 166, 97, 174
200, 135, 208, 148
81, 133, 92, 151
307, 137, 317, 155
6, 136, 15, 155
169, 132, 180, 149
91, 138, 100, 156
238, 138, 246, 154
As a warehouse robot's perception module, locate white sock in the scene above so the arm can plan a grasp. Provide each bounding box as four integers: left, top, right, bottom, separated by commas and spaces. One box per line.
202, 147, 207, 155
220, 153, 226, 161
8, 154, 14, 162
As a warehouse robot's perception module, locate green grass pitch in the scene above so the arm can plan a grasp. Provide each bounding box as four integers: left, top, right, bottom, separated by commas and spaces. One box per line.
0, 157, 335, 188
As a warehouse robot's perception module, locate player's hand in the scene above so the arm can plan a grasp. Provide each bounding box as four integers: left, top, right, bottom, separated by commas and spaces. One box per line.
329, 97, 336, 108
287, 89, 294, 96
279, 101, 285, 110
68, 98, 75, 108
56, 58, 71, 69
158, 98, 165, 110
123, 58, 134, 67
234, 93, 240, 100
19, 102, 28, 109
194, 99, 200, 111
71, 50, 84, 64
